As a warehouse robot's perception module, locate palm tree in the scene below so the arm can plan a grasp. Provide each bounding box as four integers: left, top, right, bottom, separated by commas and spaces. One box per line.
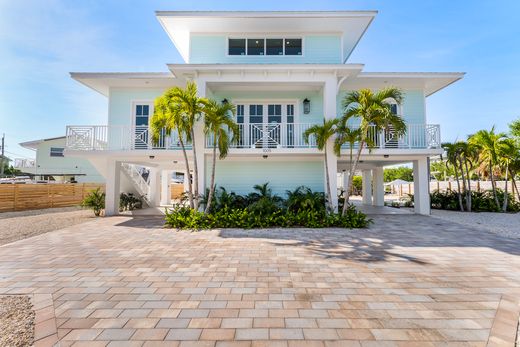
455, 141, 478, 212
303, 118, 339, 213
442, 142, 464, 212
170, 81, 207, 210
498, 138, 517, 212
151, 88, 195, 208
340, 87, 406, 215
334, 123, 361, 197
469, 127, 508, 210
203, 100, 239, 213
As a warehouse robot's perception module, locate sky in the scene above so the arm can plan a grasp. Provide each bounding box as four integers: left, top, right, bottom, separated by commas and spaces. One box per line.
1, 0, 520, 160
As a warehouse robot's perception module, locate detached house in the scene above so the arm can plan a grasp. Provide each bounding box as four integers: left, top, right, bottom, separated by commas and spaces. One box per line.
65, 11, 463, 215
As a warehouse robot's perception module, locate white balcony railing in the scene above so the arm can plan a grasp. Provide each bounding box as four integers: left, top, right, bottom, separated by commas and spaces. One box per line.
14, 158, 36, 168
66, 123, 440, 151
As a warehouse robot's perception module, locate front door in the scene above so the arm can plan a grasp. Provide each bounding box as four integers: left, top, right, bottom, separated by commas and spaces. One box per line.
133, 102, 153, 149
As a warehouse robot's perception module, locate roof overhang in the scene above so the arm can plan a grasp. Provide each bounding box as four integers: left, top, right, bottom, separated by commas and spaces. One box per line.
19, 136, 66, 151
70, 72, 181, 96
156, 11, 377, 63
339, 72, 465, 96
168, 63, 364, 79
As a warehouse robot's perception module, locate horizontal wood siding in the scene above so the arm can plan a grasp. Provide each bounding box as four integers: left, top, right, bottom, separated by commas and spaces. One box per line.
0, 183, 104, 212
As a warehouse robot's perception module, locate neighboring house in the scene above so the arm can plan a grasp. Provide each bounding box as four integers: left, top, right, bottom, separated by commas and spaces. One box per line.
65, 10, 463, 215
17, 136, 104, 183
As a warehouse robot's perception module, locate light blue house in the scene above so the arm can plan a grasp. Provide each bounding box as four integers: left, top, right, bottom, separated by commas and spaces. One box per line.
65, 11, 463, 215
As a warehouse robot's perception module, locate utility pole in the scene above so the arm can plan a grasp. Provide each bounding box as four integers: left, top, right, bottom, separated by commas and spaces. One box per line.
0, 133, 4, 177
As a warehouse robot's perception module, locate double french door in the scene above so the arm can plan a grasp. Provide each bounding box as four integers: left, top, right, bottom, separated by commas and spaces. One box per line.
236, 102, 296, 148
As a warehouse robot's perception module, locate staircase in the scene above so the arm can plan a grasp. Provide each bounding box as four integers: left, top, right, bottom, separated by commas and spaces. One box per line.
121, 163, 151, 207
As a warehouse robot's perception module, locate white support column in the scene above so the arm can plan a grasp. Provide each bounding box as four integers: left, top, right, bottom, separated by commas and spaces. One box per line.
361, 169, 373, 205
194, 79, 207, 207
372, 167, 385, 207
160, 170, 171, 206
148, 168, 161, 207
413, 157, 431, 215
323, 77, 338, 210
105, 159, 121, 216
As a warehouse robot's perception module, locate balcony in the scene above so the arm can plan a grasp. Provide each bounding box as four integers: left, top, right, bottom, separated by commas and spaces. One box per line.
65, 123, 440, 152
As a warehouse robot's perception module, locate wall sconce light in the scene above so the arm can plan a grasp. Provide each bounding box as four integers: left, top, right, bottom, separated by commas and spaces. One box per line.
173, 160, 178, 164
303, 98, 311, 114
222, 98, 229, 105
149, 155, 155, 159
262, 155, 268, 159
383, 155, 389, 158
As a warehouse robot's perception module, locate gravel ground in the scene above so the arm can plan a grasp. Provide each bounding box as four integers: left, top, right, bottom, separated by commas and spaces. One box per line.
430, 209, 520, 239
0, 296, 34, 347
0, 207, 94, 246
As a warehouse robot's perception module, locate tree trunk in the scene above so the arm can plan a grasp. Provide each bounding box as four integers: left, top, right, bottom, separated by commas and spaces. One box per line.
191, 128, 200, 210
179, 137, 194, 209
458, 157, 467, 211
205, 136, 218, 214
463, 158, 472, 212
343, 140, 365, 216
489, 162, 500, 210
512, 175, 520, 202
324, 147, 334, 213
453, 162, 464, 212
502, 163, 509, 212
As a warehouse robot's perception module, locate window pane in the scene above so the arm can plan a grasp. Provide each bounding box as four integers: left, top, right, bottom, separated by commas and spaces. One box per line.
142, 105, 149, 115
285, 38, 302, 55
136, 116, 148, 126
390, 104, 398, 114
287, 104, 294, 116
136, 105, 143, 116
249, 105, 256, 116
229, 39, 246, 55
266, 39, 283, 55
255, 105, 263, 115
237, 105, 244, 116
50, 147, 64, 157
247, 39, 264, 55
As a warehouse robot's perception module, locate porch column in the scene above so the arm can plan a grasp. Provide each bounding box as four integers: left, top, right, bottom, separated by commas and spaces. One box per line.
160, 170, 171, 206
413, 157, 431, 215
372, 167, 385, 207
194, 78, 207, 208
148, 168, 161, 207
105, 159, 121, 216
324, 77, 338, 210
361, 169, 372, 205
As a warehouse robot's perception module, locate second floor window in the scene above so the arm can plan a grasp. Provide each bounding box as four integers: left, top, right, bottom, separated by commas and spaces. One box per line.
50, 147, 64, 157
228, 37, 302, 56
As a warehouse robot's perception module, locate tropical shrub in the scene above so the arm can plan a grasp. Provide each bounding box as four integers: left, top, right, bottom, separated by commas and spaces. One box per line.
428, 189, 520, 212
81, 188, 105, 216
119, 192, 143, 211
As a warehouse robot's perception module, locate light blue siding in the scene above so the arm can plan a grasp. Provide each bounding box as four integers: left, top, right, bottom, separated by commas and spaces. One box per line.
190, 35, 341, 64
206, 159, 324, 196
108, 88, 166, 126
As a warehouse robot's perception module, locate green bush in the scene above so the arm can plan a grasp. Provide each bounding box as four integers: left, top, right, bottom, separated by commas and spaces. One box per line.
428, 189, 520, 212
119, 192, 143, 211
165, 204, 371, 230
81, 188, 105, 216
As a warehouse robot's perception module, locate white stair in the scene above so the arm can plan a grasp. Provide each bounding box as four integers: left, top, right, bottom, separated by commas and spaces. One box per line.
121, 163, 151, 207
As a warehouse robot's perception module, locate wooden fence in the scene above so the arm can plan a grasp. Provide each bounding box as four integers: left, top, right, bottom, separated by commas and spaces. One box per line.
170, 183, 184, 200
0, 183, 104, 212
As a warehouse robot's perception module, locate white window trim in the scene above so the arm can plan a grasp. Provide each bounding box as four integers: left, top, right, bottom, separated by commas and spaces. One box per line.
130, 100, 154, 128
226, 36, 305, 58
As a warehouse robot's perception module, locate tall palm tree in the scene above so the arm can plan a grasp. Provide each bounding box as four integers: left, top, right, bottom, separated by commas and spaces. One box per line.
203, 100, 239, 213
151, 88, 195, 208
334, 123, 361, 197
498, 138, 517, 212
442, 142, 464, 212
340, 87, 406, 215
469, 127, 508, 209
170, 81, 208, 210
303, 118, 339, 213
455, 141, 478, 212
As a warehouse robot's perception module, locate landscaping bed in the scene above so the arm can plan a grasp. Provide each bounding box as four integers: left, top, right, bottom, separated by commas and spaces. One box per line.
0, 296, 34, 347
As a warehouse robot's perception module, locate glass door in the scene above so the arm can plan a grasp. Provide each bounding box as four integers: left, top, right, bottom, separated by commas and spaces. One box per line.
133, 103, 152, 149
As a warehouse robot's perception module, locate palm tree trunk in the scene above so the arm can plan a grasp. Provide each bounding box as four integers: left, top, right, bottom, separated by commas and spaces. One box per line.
502, 163, 509, 212
324, 147, 334, 213
453, 162, 464, 212
489, 162, 500, 210
511, 174, 520, 202
343, 140, 365, 216
459, 158, 467, 211
463, 158, 472, 212
191, 128, 200, 210
179, 137, 194, 209
205, 136, 218, 214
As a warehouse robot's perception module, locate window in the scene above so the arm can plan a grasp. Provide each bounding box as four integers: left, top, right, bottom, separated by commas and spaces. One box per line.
247, 39, 264, 55
50, 147, 64, 157
390, 104, 398, 114
266, 39, 283, 55
228, 38, 246, 55
249, 104, 263, 123
287, 104, 294, 123
135, 104, 150, 126
237, 105, 244, 124
268, 104, 282, 123
285, 38, 302, 55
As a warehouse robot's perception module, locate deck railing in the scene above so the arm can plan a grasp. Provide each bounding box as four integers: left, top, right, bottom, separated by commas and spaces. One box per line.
66, 123, 440, 151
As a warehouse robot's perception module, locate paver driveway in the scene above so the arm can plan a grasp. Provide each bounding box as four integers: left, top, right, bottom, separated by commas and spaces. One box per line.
1, 215, 520, 347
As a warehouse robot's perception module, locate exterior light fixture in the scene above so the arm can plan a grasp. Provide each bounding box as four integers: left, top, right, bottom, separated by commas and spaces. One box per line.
173, 160, 178, 164
303, 98, 311, 114
262, 155, 268, 159
222, 98, 229, 104
149, 155, 155, 159
384, 155, 389, 158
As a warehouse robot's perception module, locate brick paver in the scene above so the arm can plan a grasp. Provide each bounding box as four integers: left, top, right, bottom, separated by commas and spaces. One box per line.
1, 214, 520, 345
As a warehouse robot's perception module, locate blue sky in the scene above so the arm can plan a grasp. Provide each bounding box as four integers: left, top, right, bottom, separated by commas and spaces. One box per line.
1, 0, 519, 159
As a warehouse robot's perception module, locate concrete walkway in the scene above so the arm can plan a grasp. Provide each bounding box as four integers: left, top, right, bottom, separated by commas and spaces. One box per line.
1, 215, 520, 346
